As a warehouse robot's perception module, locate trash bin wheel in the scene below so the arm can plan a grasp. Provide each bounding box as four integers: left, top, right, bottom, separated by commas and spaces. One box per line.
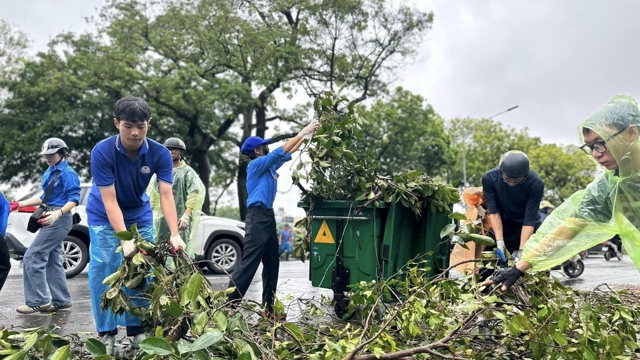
334, 296, 354, 320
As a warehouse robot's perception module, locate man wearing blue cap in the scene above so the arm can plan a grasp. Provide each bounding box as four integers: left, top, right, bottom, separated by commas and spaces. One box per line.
227, 119, 320, 320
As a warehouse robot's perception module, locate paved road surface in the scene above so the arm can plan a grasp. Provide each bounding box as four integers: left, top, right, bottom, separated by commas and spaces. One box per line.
0, 255, 636, 334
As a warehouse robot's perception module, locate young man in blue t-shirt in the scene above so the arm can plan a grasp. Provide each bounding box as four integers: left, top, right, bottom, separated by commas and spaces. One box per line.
278, 224, 293, 261
86, 96, 186, 354
227, 120, 320, 321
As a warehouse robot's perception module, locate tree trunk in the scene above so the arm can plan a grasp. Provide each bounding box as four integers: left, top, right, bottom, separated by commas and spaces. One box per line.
237, 158, 249, 220
237, 104, 255, 221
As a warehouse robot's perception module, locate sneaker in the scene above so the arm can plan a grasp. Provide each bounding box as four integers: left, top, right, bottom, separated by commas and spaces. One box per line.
17, 303, 52, 314
40, 303, 72, 313
260, 310, 287, 321
130, 333, 147, 349
99, 334, 116, 356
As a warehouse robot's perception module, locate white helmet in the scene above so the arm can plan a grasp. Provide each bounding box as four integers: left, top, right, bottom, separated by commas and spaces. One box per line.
40, 138, 68, 155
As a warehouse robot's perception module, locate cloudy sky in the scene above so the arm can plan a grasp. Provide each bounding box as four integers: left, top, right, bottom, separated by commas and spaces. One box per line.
3, 0, 640, 216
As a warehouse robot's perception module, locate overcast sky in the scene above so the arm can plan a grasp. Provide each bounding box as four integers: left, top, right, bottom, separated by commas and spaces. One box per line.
3, 0, 640, 215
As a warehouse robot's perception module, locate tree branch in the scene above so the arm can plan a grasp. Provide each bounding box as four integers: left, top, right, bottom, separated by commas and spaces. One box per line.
268, 132, 298, 144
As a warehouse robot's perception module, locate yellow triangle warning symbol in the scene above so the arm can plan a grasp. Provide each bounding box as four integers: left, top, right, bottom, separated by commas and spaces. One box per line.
314, 220, 335, 244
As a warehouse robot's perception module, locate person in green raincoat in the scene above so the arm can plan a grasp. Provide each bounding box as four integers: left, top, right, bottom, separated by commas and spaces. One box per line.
485, 94, 640, 290
147, 138, 206, 257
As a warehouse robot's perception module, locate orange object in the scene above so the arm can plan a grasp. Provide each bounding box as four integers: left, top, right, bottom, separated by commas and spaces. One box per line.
450, 187, 493, 274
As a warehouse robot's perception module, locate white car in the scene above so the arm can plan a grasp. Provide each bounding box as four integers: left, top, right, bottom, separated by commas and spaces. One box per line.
6, 183, 245, 277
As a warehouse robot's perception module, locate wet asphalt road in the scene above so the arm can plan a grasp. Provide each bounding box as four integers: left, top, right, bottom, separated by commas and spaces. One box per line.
0, 259, 332, 334
0, 255, 637, 335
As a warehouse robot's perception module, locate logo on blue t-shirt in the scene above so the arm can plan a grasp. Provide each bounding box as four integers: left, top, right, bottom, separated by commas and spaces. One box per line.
141, 166, 151, 174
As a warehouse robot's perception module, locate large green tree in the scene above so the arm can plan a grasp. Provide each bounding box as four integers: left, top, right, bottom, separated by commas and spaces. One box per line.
528, 144, 596, 203
0, 0, 434, 220
447, 117, 541, 187
354, 87, 454, 177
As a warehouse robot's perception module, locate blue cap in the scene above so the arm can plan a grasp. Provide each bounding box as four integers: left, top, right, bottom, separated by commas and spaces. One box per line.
241, 136, 271, 155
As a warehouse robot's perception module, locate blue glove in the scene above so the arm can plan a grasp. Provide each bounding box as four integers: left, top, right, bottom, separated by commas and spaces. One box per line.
495, 240, 507, 267
496, 248, 508, 266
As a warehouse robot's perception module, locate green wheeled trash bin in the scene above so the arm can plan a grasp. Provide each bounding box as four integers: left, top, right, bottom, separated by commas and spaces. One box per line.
299, 200, 386, 318
299, 198, 452, 318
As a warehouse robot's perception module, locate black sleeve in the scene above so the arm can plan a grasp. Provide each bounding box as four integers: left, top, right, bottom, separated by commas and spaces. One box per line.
482, 172, 500, 215
523, 178, 544, 226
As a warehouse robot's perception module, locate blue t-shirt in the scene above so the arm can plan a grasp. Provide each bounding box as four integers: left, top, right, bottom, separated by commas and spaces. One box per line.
246, 146, 292, 209
279, 229, 293, 245
0, 194, 9, 237
39, 160, 81, 207
87, 135, 173, 228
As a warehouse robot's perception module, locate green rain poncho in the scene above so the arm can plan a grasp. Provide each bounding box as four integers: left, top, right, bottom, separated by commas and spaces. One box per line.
522, 95, 640, 272
147, 161, 206, 257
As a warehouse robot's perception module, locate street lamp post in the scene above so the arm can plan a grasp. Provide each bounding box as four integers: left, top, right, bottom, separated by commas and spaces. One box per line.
461, 105, 519, 188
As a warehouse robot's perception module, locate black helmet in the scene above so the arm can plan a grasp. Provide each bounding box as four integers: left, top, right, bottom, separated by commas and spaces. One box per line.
40, 138, 68, 155
499, 150, 530, 178
164, 137, 186, 151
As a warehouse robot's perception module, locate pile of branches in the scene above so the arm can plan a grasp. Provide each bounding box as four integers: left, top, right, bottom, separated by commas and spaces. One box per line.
1, 226, 639, 359
292, 92, 460, 218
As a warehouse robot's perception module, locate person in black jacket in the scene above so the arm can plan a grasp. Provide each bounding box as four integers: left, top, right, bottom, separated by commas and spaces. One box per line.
481, 150, 544, 261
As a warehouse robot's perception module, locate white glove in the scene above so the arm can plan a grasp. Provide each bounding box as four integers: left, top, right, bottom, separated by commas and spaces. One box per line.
122, 240, 138, 258
170, 234, 187, 252
496, 240, 506, 254
178, 213, 191, 231
300, 120, 321, 136
39, 210, 63, 226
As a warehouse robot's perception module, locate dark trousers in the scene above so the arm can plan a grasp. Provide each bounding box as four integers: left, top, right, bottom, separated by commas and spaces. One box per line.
0, 234, 11, 292
227, 207, 279, 312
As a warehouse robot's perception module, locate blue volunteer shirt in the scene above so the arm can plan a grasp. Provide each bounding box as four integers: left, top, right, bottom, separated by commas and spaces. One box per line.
0, 194, 9, 236
87, 135, 173, 227
39, 160, 81, 207
279, 229, 293, 245
246, 146, 292, 208
481, 168, 544, 226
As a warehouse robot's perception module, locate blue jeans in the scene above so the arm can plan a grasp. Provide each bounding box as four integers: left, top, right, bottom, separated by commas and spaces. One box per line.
279, 242, 292, 256
88, 225, 154, 333
23, 211, 72, 307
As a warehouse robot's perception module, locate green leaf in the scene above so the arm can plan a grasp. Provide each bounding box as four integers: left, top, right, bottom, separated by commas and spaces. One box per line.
466, 233, 495, 246
132, 252, 145, 265
163, 300, 183, 317
193, 312, 208, 336
102, 272, 121, 286
105, 287, 119, 299
114, 231, 134, 241
284, 323, 304, 341
139, 337, 172, 355
86, 338, 106, 356
177, 340, 193, 354
213, 311, 228, 331
51, 345, 70, 360
448, 212, 467, 221
3, 350, 26, 360
181, 273, 204, 306
191, 330, 223, 352
439, 224, 456, 238
551, 332, 568, 346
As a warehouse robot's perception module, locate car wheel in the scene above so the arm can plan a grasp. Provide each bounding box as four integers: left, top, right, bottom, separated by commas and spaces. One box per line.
62, 236, 88, 278
206, 238, 241, 274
